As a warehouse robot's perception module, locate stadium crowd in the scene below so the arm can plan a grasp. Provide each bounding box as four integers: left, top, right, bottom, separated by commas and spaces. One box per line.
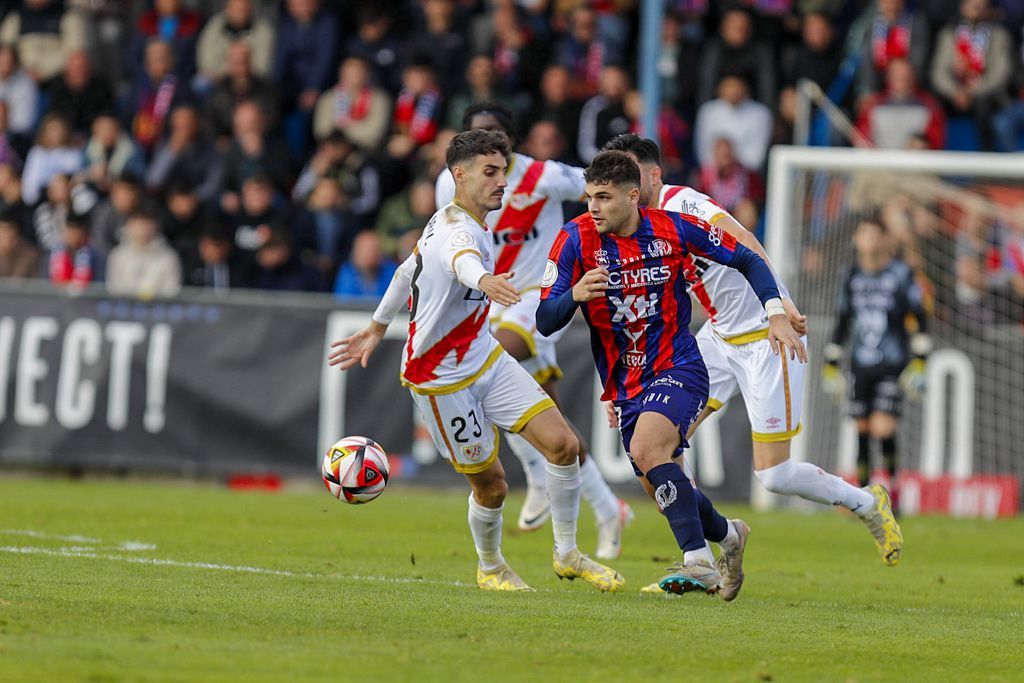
0, 0, 1022, 318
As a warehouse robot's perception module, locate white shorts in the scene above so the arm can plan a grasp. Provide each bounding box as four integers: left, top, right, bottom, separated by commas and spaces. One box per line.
410, 351, 555, 474
490, 288, 564, 385
695, 322, 805, 443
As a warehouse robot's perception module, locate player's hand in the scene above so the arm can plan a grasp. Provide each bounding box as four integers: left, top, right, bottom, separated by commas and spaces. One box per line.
821, 363, 846, 399
572, 267, 609, 302
328, 322, 386, 370
478, 272, 520, 306
783, 298, 808, 336
767, 314, 808, 363
899, 358, 927, 401
603, 401, 618, 429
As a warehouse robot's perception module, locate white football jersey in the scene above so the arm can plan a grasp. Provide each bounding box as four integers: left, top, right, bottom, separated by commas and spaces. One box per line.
436, 152, 585, 292
400, 203, 502, 394
659, 184, 779, 340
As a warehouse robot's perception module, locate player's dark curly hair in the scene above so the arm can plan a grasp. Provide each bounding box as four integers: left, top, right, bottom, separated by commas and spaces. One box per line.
584, 151, 641, 188
461, 101, 519, 146
446, 129, 512, 170
601, 133, 661, 166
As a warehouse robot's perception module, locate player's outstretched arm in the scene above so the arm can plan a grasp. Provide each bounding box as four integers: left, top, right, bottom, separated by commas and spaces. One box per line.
328, 322, 386, 370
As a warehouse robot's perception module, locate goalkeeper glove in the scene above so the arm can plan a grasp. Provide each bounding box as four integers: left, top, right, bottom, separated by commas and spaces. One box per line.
900, 334, 932, 402
821, 343, 846, 399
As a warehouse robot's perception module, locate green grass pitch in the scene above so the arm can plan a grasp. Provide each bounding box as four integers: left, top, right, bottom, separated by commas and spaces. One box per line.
0, 477, 1022, 682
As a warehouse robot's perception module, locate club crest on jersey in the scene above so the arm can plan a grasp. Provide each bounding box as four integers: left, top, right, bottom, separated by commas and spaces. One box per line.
509, 192, 541, 211
647, 239, 672, 258
541, 260, 558, 287
461, 443, 485, 461
594, 249, 610, 268
450, 230, 475, 248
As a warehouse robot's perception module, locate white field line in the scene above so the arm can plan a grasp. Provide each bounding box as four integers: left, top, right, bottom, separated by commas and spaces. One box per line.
0, 544, 477, 589
0, 529, 155, 551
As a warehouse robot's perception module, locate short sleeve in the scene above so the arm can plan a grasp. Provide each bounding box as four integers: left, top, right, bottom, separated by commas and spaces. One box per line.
676, 188, 732, 226
541, 161, 586, 202
440, 222, 485, 277
541, 227, 581, 299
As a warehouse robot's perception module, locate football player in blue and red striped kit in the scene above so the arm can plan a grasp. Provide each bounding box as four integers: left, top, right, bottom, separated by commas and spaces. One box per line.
537, 151, 807, 595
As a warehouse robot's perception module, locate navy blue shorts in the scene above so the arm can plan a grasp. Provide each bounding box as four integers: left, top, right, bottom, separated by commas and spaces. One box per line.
614, 364, 710, 477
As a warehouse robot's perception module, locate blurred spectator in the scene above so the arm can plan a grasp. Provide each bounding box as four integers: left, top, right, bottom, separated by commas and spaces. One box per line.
91, 173, 144, 253
386, 58, 443, 160
0, 210, 40, 279
126, 40, 185, 155
45, 50, 115, 137
694, 74, 773, 171
203, 40, 280, 141
374, 176, 434, 257
525, 65, 581, 159
184, 222, 250, 291
446, 56, 513, 130
487, 2, 548, 95
657, 11, 699, 112
161, 180, 207, 259
0, 162, 30, 233
21, 113, 83, 205
314, 56, 392, 149
84, 113, 145, 194
410, 0, 466, 97
333, 230, 396, 298
856, 58, 946, 150
554, 0, 630, 65
196, 0, 274, 83
345, 4, 403, 94
782, 13, 844, 91
292, 131, 380, 222
219, 100, 293, 206
146, 104, 220, 201
294, 176, 355, 278
930, 0, 1012, 151
577, 64, 631, 163
272, 0, 339, 153
33, 172, 72, 250
253, 229, 323, 292
557, 7, 609, 100
523, 119, 570, 163
697, 8, 776, 107
697, 137, 764, 231
0, 101, 21, 168
992, 33, 1024, 152
47, 212, 102, 287
131, 0, 202, 81
0, 0, 86, 83
0, 44, 38, 138
106, 210, 182, 297
955, 207, 1000, 323
226, 173, 288, 258
624, 90, 689, 182
852, 0, 930, 99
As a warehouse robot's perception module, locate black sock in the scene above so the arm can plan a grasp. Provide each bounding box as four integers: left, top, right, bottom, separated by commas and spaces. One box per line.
880, 436, 897, 480
857, 432, 871, 487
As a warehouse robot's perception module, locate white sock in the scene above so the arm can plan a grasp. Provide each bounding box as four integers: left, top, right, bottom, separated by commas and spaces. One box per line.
683, 546, 715, 565
756, 459, 876, 514
505, 432, 548, 491
468, 493, 505, 571
718, 520, 739, 551
580, 456, 619, 523
545, 458, 581, 558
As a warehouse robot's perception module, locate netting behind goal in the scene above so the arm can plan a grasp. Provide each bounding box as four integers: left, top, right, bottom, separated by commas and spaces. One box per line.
766, 148, 1024, 513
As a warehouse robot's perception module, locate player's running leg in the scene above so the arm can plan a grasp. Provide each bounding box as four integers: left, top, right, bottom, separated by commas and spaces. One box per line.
517, 406, 624, 592
465, 458, 534, 591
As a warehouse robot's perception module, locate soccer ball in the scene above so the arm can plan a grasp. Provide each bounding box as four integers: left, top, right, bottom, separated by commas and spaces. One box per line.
322, 436, 390, 504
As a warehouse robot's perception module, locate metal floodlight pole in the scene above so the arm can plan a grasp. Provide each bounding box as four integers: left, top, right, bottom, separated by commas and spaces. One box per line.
638, 0, 665, 140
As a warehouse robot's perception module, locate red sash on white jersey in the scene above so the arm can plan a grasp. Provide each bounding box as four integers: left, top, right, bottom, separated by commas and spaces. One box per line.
661, 185, 719, 320
493, 161, 548, 275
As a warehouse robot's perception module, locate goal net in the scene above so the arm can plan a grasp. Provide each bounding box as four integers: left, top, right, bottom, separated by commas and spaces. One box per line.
766, 147, 1023, 517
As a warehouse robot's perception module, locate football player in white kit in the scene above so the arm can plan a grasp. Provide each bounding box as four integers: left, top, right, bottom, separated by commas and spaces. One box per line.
601, 134, 903, 589
436, 103, 632, 560
329, 130, 624, 593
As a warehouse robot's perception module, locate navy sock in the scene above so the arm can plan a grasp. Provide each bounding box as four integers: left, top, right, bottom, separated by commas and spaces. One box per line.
695, 489, 729, 543
881, 436, 897, 479
645, 462, 705, 552
857, 432, 871, 486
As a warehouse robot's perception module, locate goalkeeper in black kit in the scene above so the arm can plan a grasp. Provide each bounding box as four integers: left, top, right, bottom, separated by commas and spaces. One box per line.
822, 216, 931, 508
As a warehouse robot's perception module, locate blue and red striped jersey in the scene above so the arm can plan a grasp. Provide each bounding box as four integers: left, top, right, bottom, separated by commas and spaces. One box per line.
540, 207, 751, 402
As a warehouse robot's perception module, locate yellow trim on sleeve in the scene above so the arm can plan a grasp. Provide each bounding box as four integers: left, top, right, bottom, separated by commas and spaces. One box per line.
509, 397, 557, 434
532, 366, 563, 386
751, 424, 803, 443
402, 347, 505, 395
449, 426, 501, 475
494, 321, 538, 357
707, 211, 729, 225
451, 248, 483, 273
716, 328, 770, 345
707, 397, 724, 411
